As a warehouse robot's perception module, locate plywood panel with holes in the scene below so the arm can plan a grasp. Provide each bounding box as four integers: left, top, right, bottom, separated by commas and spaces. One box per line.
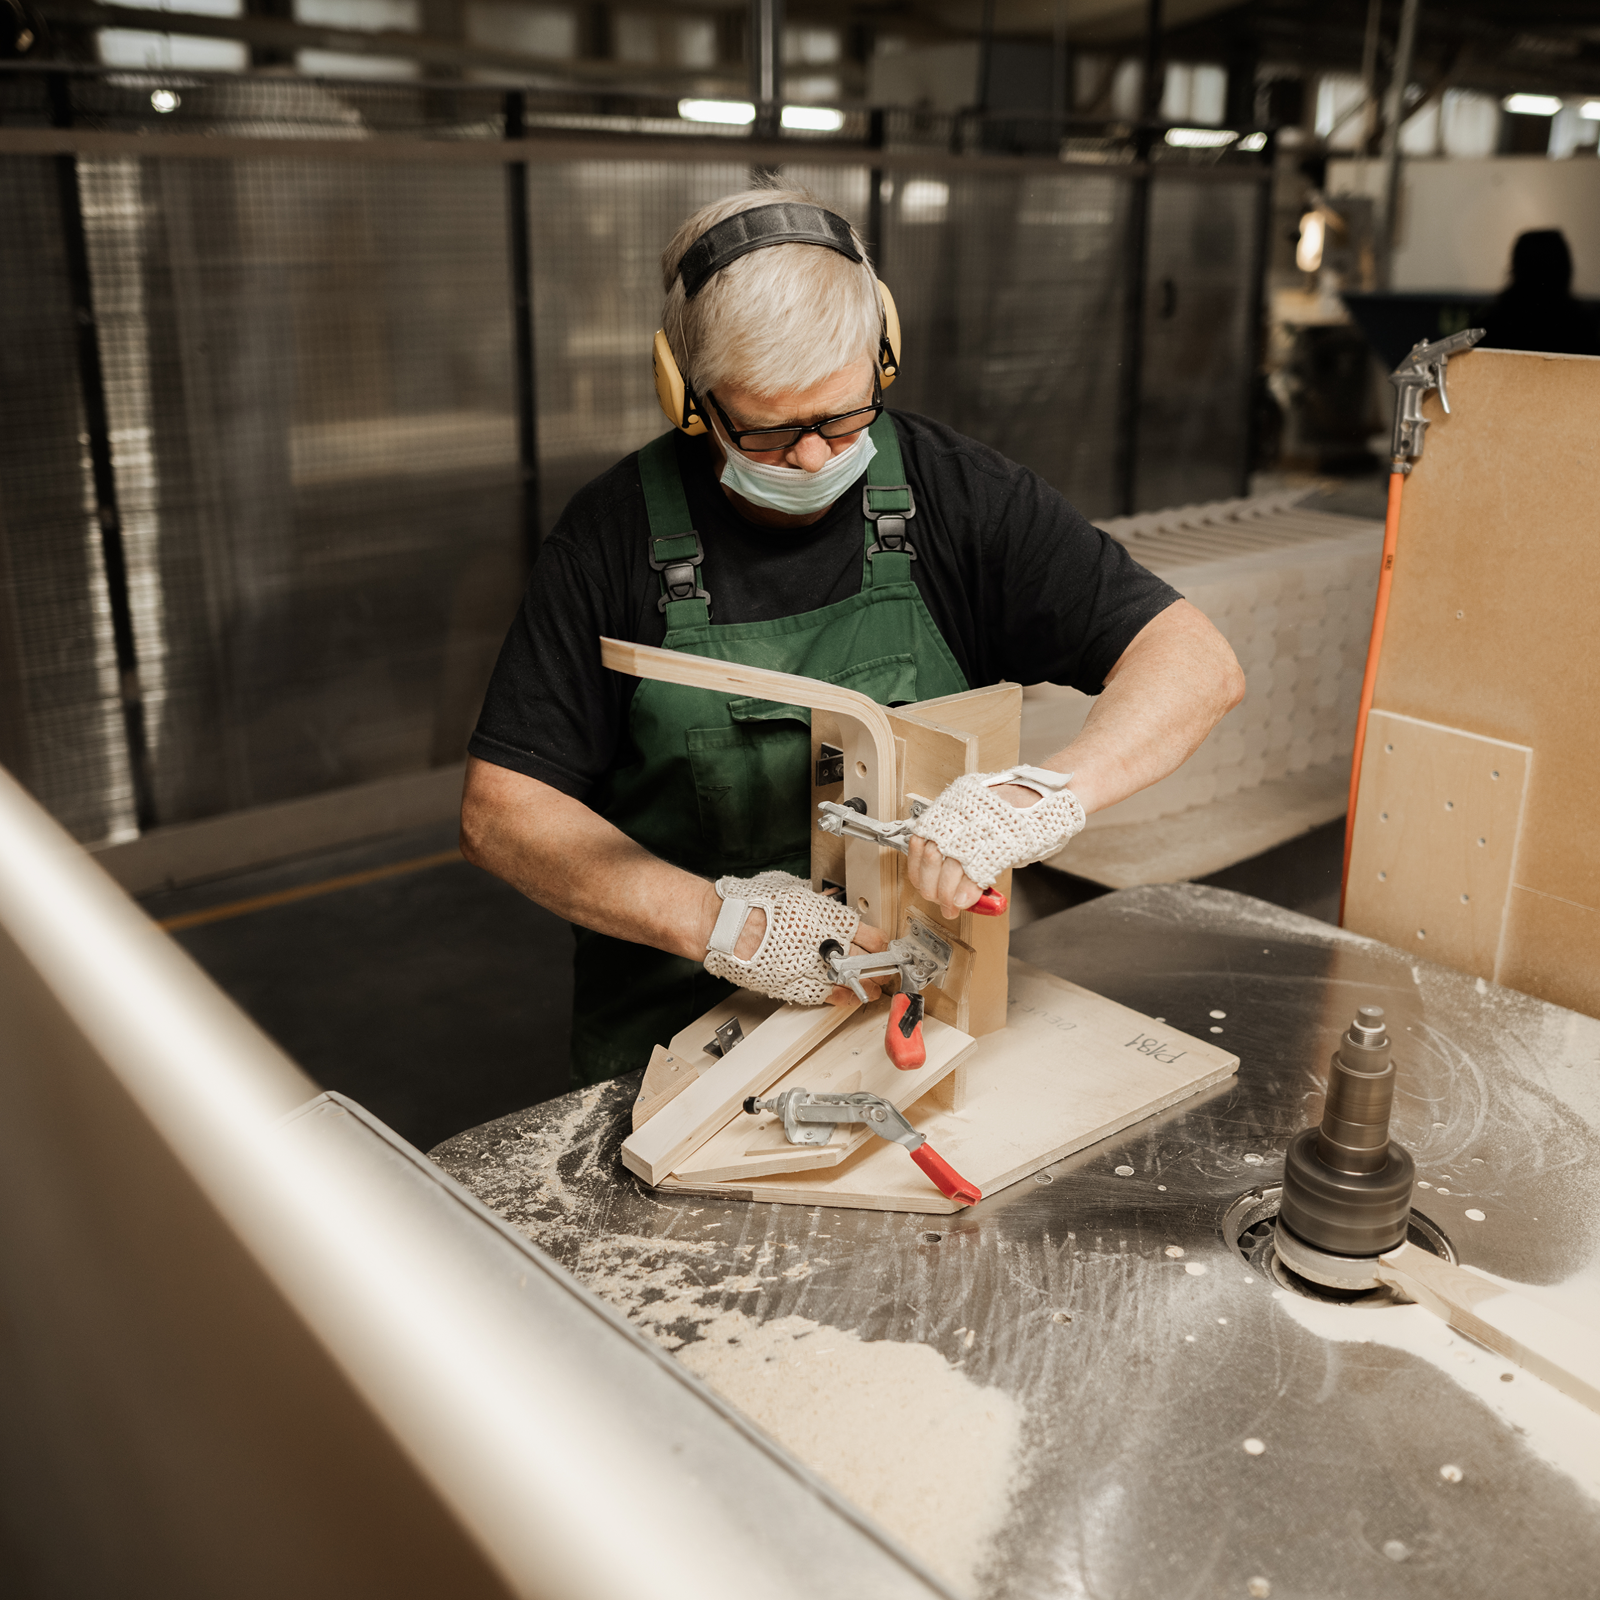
1360, 349, 1600, 1014
1344, 711, 1530, 980
658, 1001, 973, 1186
661, 961, 1237, 1214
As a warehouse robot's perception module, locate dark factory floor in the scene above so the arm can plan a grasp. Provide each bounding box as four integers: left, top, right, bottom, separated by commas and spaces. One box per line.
137, 816, 1346, 1154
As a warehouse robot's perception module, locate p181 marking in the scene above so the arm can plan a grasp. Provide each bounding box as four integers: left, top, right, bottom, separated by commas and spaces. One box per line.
1126, 1033, 1187, 1064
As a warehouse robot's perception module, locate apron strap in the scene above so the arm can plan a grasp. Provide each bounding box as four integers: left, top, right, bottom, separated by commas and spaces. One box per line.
639, 432, 712, 627
862, 412, 915, 586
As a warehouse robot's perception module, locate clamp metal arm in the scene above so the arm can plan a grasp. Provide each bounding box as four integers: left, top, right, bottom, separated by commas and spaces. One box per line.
742, 1087, 982, 1204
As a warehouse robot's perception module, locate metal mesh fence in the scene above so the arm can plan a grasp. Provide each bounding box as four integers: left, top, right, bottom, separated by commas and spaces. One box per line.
1, 67, 1266, 844
0, 156, 138, 844
881, 168, 1132, 517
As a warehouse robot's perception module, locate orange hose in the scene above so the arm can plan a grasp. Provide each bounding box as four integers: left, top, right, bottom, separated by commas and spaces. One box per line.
1339, 468, 1406, 925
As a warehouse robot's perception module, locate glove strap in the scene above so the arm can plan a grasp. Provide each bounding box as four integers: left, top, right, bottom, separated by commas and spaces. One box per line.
707, 892, 753, 956
986, 764, 1076, 801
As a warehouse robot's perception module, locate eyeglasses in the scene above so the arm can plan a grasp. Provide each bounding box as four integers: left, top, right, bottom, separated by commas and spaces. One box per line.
705, 376, 882, 454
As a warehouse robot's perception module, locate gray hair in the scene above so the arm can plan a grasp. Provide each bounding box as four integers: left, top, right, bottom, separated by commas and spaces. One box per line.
660, 183, 882, 401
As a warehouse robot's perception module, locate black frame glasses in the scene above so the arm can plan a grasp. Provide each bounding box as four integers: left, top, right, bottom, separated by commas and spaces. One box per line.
705, 376, 882, 454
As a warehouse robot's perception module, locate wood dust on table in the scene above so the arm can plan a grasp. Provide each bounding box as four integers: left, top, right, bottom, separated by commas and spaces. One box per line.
676, 1303, 1022, 1596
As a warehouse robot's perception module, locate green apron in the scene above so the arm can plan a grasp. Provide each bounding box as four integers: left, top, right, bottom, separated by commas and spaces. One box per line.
571, 414, 969, 1085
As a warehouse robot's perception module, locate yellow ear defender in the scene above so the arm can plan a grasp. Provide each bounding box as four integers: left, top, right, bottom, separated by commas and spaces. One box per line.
653, 278, 903, 436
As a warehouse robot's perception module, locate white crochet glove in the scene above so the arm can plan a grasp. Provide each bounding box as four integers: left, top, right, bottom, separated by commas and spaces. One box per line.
703, 870, 863, 1005
909, 765, 1086, 886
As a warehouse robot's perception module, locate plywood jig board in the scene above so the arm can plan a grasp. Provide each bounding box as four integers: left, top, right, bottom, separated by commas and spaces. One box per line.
656, 960, 1238, 1214
1343, 348, 1600, 1015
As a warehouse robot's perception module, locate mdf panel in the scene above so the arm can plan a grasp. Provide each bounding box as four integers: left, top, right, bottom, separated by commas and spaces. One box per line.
1365, 347, 1600, 1014
1496, 887, 1600, 1019
1344, 711, 1529, 980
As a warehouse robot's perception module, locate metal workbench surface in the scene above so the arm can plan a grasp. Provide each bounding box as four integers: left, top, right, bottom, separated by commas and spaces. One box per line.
430, 884, 1600, 1599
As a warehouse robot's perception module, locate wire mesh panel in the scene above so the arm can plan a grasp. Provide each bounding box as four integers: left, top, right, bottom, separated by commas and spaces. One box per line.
75, 153, 519, 827
1, 69, 1268, 844
0, 157, 137, 844
1135, 177, 1259, 511
527, 159, 746, 523
879, 169, 1130, 519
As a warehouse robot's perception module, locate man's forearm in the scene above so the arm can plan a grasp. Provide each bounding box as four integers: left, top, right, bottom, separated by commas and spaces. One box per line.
1042, 599, 1245, 814
460, 758, 719, 960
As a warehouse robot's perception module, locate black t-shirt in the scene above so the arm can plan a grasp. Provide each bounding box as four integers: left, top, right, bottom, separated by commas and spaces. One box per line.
470, 409, 1181, 800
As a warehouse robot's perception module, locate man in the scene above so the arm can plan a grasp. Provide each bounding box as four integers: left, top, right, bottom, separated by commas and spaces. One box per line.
462, 186, 1245, 1086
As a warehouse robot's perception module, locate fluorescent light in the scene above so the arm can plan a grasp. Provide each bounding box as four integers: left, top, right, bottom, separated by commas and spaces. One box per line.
1164, 127, 1237, 149
1237, 131, 1267, 152
900, 179, 949, 222
1582, 101, 1600, 121
1296, 211, 1326, 274
780, 105, 845, 132
678, 98, 755, 126
1503, 93, 1561, 117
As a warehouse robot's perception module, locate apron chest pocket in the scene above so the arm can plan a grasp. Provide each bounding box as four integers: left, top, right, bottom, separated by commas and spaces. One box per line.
686, 717, 811, 869
682, 654, 919, 871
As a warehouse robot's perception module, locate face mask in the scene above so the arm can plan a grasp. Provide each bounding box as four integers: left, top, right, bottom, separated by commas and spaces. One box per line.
714, 419, 877, 517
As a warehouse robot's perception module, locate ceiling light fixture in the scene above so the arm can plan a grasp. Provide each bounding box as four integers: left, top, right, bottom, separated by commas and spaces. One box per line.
1502, 93, 1562, 117
678, 99, 755, 126
780, 106, 845, 132
1165, 127, 1237, 149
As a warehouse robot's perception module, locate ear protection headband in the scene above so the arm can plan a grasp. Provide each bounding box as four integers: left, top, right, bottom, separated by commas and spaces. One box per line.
652, 201, 902, 437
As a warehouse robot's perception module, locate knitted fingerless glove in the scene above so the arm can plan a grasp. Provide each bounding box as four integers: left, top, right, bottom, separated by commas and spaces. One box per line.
909, 765, 1086, 887
702, 870, 863, 1005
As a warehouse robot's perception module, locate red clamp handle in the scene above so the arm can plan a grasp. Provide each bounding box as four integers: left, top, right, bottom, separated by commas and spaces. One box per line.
910, 1143, 982, 1206
970, 887, 1007, 916
885, 991, 926, 1069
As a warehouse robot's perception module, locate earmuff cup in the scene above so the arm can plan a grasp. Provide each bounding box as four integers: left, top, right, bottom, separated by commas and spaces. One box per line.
654, 279, 903, 436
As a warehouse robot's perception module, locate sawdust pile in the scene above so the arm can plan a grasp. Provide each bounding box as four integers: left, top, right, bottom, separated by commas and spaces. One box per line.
445, 1095, 1025, 1595
678, 1306, 1022, 1596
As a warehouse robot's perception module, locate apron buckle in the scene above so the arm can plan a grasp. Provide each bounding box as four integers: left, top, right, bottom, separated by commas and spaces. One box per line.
863, 483, 918, 560
649, 530, 712, 615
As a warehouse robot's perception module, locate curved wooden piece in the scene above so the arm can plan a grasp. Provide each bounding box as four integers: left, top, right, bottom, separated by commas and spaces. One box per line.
599, 637, 898, 930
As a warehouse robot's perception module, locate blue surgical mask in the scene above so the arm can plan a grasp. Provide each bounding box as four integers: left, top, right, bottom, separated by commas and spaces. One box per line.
714, 420, 877, 517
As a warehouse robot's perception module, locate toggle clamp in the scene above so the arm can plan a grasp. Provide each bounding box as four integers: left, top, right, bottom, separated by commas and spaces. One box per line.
743, 1087, 981, 1205
819, 920, 951, 1071
817, 799, 1008, 916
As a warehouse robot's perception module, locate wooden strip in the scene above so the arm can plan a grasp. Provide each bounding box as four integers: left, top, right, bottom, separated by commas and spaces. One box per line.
619, 1001, 856, 1186
631, 992, 783, 1132
1376, 1243, 1600, 1414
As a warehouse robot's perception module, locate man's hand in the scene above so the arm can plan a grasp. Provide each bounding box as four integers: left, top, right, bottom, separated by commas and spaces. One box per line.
906, 601, 1245, 916
731, 908, 888, 1003
908, 771, 1083, 917
702, 871, 889, 1006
